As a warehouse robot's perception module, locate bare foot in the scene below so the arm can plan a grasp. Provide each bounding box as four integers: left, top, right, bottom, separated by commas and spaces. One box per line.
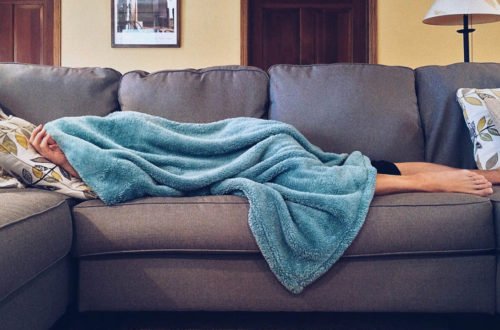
474, 169, 500, 185
415, 170, 493, 196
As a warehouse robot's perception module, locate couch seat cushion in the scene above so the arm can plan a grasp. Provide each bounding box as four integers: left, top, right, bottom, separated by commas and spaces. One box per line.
347, 193, 494, 257
72, 193, 494, 258
72, 196, 253, 257
0, 189, 72, 302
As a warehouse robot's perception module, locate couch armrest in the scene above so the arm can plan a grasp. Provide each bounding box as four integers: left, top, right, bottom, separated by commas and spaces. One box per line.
488, 187, 500, 313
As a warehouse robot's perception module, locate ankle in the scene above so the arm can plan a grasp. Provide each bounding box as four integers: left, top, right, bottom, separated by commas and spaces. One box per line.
411, 173, 436, 192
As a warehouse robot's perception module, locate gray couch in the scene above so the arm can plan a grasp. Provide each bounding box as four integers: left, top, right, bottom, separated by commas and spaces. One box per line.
1, 62, 499, 330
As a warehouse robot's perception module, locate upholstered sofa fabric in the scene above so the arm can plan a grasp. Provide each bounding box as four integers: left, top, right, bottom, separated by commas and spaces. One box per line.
118, 66, 269, 122
78, 255, 495, 313
72, 193, 493, 258
72, 196, 253, 257
487, 187, 500, 313
0, 63, 121, 124
0, 189, 72, 303
0, 257, 72, 330
415, 63, 500, 169
268, 64, 424, 162
347, 193, 494, 256
489, 188, 500, 253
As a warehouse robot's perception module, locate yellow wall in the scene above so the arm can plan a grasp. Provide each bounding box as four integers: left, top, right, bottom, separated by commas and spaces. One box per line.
378, 0, 500, 67
61, 0, 241, 73
61, 0, 500, 72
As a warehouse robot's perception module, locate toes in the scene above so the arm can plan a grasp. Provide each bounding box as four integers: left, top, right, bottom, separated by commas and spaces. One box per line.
471, 174, 488, 183
481, 188, 494, 196
476, 187, 494, 196
475, 182, 493, 190
472, 176, 488, 184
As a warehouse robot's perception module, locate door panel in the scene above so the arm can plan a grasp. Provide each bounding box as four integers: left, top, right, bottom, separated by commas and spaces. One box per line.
262, 9, 300, 70
14, 4, 43, 64
301, 8, 352, 64
244, 0, 375, 70
0, 0, 59, 65
326, 10, 350, 63
0, 4, 14, 61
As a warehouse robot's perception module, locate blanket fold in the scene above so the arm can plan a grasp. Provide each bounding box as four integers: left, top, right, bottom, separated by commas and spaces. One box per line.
45, 111, 376, 293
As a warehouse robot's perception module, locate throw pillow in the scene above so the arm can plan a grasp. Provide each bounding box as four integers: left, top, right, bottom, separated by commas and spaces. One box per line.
0, 108, 23, 188
0, 167, 24, 188
0, 108, 97, 199
485, 97, 500, 129
457, 88, 500, 170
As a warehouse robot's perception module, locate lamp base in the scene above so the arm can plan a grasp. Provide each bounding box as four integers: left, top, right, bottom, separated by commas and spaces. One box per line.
457, 15, 475, 62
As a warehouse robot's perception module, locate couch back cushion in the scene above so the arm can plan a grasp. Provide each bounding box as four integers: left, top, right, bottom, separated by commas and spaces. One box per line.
118, 66, 268, 122
268, 64, 424, 162
0, 63, 121, 124
416, 63, 500, 169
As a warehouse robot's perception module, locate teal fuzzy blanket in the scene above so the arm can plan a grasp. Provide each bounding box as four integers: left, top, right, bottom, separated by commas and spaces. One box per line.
45, 111, 376, 293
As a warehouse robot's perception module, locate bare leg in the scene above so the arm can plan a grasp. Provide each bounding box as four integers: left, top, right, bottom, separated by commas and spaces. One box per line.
394, 162, 454, 175
375, 171, 493, 197
395, 162, 500, 185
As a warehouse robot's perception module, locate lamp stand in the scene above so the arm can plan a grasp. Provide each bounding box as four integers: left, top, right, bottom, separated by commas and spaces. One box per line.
457, 14, 475, 62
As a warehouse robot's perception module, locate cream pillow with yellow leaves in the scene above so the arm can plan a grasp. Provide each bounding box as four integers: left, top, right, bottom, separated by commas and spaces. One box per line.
0, 108, 97, 199
0, 108, 25, 188
457, 88, 500, 170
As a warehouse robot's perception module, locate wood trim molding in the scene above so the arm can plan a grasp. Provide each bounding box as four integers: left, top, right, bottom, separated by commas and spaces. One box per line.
53, 0, 61, 65
240, 0, 249, 65
240, 0, 377, 65
368, 0, 377, 64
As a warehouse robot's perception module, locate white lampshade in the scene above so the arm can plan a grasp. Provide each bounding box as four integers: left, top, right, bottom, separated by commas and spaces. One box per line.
423, 0, 500, 25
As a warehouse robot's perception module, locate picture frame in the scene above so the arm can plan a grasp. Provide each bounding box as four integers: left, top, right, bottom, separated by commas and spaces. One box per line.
111, 0, 180, 48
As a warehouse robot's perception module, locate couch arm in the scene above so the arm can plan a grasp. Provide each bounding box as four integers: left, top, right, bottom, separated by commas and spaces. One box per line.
488, 187, 500, 314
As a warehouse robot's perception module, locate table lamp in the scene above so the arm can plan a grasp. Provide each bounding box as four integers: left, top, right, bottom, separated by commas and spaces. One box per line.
423, 0, 500, 62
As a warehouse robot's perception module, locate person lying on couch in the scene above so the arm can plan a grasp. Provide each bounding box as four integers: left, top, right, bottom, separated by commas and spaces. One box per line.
30, 116, 495, 199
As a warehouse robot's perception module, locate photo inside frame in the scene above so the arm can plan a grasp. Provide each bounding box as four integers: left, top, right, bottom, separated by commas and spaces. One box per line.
113, 0, 178, 46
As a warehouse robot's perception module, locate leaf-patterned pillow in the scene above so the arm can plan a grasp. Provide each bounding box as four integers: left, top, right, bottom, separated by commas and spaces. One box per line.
457, 88, 500, 170
0, 109, 97, 199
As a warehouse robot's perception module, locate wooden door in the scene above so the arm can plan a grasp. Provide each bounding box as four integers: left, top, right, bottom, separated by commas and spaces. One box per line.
242, 0, 376, 70
0, 0, 60, 65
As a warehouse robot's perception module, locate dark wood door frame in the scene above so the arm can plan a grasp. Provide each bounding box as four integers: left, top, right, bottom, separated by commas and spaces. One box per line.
240, 0, 377, 65
0, 0, 61, 65
52, 0, 60, 65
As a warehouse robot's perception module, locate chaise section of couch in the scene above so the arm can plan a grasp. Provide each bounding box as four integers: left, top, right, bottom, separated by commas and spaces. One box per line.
1, 62, 500, 329
0, 63, 122, 329
0, 189, 73, 330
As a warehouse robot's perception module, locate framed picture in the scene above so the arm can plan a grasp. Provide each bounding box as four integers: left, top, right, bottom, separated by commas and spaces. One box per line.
112, 0, 180, 48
